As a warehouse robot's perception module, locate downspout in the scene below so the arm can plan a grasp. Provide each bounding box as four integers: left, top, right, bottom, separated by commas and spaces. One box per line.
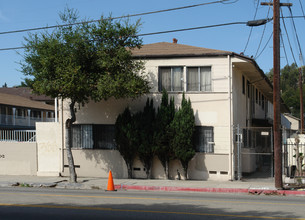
54, 97, 62, 175
228, 55, 234, 181
55, 97, 58, 122
60, 98, 64, 174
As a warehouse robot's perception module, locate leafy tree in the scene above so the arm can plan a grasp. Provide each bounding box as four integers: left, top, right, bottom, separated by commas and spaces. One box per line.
266, 63, 305, 118
20, 8, 149, 182
116, 100, 155, 179
115, 108, 139, 179
2, 82, 7, 88
18, 78, 34, 88
137, 98, 155, 179
153, 89, 175, 179
170, 93, 195, 179
280, 63, 299, 91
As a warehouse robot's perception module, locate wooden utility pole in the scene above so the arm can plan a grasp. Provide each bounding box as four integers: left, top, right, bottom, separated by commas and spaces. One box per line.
272, 0, 282, 190
261, 1, 292, 189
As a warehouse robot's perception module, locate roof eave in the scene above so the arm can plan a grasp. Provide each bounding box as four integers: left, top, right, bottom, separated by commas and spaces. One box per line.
132, 52, 233, 59
231, 52, 290, 113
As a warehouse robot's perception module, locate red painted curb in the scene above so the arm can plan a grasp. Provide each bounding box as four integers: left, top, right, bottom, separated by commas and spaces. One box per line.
114, 184, 305, 196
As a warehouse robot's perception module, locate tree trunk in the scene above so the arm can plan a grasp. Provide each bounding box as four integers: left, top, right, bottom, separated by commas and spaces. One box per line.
145, 159, 152, 179
182, 163, 188, 180
126, 162, 133, 179
165, 160, 169, 180
65, 101, 77, 183
145, 168, 151, 179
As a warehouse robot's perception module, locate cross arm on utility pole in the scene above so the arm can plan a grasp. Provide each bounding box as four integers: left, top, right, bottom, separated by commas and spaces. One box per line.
261, 2, 292, 7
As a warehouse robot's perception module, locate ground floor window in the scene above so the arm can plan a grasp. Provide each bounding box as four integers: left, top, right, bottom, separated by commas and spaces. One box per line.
72, 124, 115, 149
194, 126, 214, 153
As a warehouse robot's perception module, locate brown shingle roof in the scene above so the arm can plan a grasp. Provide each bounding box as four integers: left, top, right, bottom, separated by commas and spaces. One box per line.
0, 87, 53, 102
131, 42, 232, 58
0, 92, 54, 111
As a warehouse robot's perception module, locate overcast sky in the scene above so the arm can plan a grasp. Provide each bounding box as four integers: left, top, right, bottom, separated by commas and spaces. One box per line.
0, 0, 304, 87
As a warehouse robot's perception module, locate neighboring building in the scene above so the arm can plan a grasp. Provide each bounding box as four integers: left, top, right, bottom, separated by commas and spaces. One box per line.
0, 89, 55, 129
49, 41, 290, 181
0, 87, 54, 105
284, 113, 300, 133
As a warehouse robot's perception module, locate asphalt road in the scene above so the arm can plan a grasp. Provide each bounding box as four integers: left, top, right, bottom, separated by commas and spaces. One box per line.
0, 187, 305, 220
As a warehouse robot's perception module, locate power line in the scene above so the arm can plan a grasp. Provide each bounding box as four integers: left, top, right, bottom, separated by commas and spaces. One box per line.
221, 0, 240, 4
254, 1, 272, 58
243, 0, 260, 53
0, 46, 25, 51
288, 6, 305, 66
299, 0, 305, 21
255, 31, 273, 60
281, 15, 305, 19
0, 0, 231, 36
137, 22, 247, 37
0, 21, 248, 52
280, 8, 297, 65
280, 32, 289, 66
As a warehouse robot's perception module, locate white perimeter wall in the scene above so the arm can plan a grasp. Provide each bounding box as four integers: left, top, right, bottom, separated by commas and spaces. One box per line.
36, 122, 62, 176
0, 142, 37, 175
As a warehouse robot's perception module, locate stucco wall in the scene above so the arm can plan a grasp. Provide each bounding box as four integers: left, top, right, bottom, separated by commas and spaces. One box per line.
62, 149, 128, 178
61, 149, 230, 181
232, 66, 269, 127
36, 122, 62, 176
284, 114, 299, 131
0, 142, 37, 175
58, 55, 240, 180
60, 56, 233, 155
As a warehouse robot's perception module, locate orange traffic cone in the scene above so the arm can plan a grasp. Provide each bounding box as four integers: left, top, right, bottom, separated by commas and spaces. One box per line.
106, 170, 115, 191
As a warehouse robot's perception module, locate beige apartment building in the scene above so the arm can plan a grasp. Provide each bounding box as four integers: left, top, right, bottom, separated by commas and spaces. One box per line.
45, 41, 289, 181
1, 41, 293, 180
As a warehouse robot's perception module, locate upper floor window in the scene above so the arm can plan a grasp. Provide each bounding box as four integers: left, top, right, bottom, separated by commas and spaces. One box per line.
187, 67, 211, 91
159, 67, 183, 92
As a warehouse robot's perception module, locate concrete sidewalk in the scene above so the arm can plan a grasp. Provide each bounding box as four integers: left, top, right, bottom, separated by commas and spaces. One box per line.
0, 175, 305, 196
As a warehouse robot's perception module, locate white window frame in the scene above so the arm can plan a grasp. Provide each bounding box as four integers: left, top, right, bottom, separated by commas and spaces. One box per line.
186, 66, 212, 92
159, 66, 184, 92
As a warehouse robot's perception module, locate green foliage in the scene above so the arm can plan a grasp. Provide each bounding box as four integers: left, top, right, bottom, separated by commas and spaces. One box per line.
266, 63, 305, 118
20, 8, 150, 182
170, 93, 195, 179
20, 8, 150, 104
137, 99, 156, 178
115, 99, 155, 179
18, 78, 34, 88
116, 91, 196, 180
153, 89, 175, 178
115, 108, 139, 179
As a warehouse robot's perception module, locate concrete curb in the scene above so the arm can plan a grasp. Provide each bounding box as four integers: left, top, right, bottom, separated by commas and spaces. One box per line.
2, 180, 305, 196
114, 184, 305, 196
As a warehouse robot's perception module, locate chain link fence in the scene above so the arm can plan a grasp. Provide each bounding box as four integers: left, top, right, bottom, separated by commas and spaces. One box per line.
234, 125, 273, 180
